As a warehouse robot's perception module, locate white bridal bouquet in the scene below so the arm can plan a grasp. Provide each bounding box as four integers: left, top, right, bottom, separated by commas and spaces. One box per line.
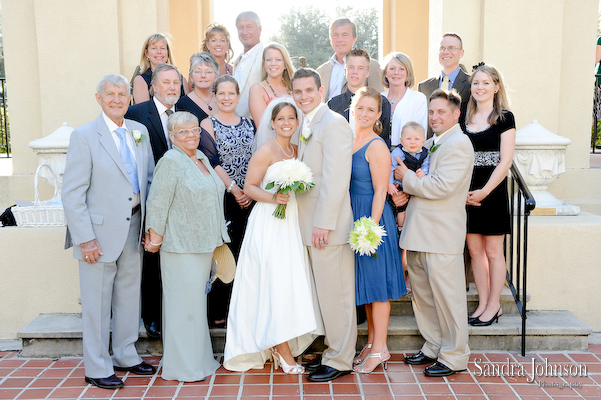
348, 217, 387, 257
264, 159, 315, 219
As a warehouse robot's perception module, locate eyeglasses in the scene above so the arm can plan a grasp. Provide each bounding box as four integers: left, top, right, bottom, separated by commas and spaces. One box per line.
439, 46, 461, 53
173, 127, 201, 137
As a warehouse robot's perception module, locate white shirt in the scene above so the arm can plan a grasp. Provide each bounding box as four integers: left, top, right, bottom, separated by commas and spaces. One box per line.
153, 97, 172, 147
383, 89, 428, 146
433, 123, 458, 145
328, 54, 345, 100
234, 43, 262, 85
303, 103, 326, 127
102, 112, 140, 207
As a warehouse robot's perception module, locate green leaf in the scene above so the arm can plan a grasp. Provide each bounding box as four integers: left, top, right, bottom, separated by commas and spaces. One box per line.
265, 182, 274, 190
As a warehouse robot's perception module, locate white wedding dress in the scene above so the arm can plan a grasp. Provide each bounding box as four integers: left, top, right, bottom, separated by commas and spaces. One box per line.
223, 161, 324, 372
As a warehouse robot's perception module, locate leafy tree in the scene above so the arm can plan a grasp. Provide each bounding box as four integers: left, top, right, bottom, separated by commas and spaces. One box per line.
271, 7, 379, 70
270, 7, 331, 69
336, 7, 379, 59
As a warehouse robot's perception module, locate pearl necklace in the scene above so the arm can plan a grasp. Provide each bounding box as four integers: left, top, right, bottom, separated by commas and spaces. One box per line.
273, 138, 295, 158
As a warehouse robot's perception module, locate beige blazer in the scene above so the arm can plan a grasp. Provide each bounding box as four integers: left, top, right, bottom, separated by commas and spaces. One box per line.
296, 105, 354, 246
399, 124, 474, 255
317, 57, 384, 102
233, 42, 264, 119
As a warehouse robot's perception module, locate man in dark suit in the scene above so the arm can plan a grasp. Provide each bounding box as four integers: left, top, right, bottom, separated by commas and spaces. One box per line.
125, 63, 181, 338
62, 74, 156, 389
418, 33, 470, 137
327, 48, 392, 146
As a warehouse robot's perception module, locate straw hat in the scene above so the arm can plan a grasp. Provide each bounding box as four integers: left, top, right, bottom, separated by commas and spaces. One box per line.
211, 243, 236, 284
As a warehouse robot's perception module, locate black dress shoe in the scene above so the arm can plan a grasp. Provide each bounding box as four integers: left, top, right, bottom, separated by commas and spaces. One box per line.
114, 361, 156, 375
470, 307, 502, 326
144, 321, 161, 339
307, 365, 351, 382
403, 351, 436, 365
85, 374, 124, 389
423, 361, 466, 377
304, 354, 322, 372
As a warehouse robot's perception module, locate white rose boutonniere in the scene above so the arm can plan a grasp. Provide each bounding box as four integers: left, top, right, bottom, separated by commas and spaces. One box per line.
132, 130, 146, 146
301, 126, 312, 143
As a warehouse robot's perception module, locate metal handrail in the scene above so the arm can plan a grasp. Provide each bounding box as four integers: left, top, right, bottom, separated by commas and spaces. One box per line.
593, 74, 601, 154
0, 78, 9, 158
506, 163, 535, 356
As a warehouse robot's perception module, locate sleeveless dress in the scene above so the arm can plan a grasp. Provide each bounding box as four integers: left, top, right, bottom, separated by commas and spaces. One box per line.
351, 138, 407, 305
223, 161, 324, 371
460, 110, 515, 235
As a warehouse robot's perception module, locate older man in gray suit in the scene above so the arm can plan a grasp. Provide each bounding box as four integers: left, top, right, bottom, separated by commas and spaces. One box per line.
394, 89, 474, 377
62, 74, 155, 389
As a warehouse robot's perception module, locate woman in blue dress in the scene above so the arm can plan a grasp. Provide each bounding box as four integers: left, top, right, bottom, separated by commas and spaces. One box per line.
350, 87, 407, 374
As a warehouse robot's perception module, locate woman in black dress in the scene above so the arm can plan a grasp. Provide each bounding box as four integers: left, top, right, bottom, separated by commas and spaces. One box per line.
199, 75, 255, 327
459, 64, 515, 327
176, 52, 218, 124
131, 33, 188, 104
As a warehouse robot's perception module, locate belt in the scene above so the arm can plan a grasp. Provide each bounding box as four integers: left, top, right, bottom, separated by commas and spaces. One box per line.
132, 204, 141, 215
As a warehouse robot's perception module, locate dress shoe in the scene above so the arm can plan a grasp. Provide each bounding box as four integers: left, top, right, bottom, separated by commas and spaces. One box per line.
304, 354, 322, 372
114, 361, 156, 375
307, 365, 351, 382
403, 351, 436, 365
470, 307, 502, 327
144, 321, 161, 339
468, 314, 481, 324
423, 361, 466, 377
85, 374, 124, 389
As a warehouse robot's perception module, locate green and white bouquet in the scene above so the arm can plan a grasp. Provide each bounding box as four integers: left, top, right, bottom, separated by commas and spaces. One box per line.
264, 159, 315, 219
348, 216, 387, 257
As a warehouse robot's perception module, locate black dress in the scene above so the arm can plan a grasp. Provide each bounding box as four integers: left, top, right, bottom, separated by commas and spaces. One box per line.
176, 95, 209, 125
460, 110, 515, 235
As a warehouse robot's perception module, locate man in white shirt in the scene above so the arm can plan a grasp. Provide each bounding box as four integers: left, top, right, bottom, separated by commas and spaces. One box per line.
317, 18, 383, 102
125, 63, 181, 340
233, 11, 264, 118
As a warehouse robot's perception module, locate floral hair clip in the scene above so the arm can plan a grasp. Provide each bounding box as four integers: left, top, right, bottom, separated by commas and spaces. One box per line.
472, 62, 485, 72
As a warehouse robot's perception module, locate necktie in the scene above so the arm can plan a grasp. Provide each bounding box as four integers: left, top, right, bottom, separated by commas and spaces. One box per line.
165, 109, 173, 149
441, 75, 450, 91
114, 127, 140, 194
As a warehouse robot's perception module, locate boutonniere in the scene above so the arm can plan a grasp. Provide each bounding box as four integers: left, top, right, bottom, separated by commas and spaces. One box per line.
132, 130, 146, 146
301, 126, 312, 143
429, 143, 441, 154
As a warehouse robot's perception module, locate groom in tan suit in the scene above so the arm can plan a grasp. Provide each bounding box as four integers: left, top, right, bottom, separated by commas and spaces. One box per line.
292, 68, 356, 382
395, 89, 474, 377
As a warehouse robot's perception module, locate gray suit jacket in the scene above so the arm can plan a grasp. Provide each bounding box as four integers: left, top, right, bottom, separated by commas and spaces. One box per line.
62, 113, 154, 262
296, 105, 354, 246
317, 57, 384, 102
233, 42, 264, 119
399, 124, 474, 255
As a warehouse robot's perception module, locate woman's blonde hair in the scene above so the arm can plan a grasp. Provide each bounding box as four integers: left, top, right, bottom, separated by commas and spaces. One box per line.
138, 33, 175, 72
381, 52, 415, 89
466, 64, 510, 125
261, 43, 295, 91
201, 23, 234, 63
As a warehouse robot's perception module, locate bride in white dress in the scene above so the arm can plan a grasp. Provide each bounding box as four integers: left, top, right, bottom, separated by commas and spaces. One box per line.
224, 98, 324, 373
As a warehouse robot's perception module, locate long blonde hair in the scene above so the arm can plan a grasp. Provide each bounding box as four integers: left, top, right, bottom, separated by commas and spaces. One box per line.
138, 33, 175, 72
466, 64, 510, 125
261, 43, 295, 91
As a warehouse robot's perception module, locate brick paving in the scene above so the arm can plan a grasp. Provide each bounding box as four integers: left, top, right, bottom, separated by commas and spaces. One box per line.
2, 346, 601, 399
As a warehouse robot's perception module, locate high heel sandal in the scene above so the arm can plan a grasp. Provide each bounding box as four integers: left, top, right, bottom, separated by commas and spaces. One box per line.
470, 307, 502, 326
468, 313, 481, 324
271, 348, 305, 374
353, 349, 391, 374
353, 343, 372, 365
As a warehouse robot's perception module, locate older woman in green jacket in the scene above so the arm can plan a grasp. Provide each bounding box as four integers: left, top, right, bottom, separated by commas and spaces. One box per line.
145, 111, 229, 382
